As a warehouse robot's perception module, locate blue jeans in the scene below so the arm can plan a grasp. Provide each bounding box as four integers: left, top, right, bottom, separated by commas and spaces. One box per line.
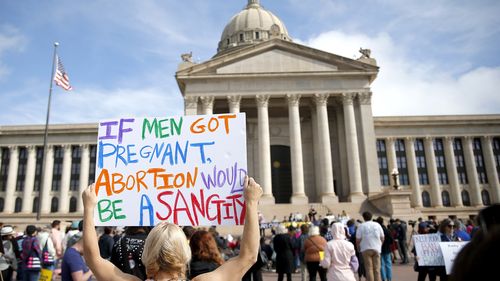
380, 253, 392, 281
22, 270, 40, 281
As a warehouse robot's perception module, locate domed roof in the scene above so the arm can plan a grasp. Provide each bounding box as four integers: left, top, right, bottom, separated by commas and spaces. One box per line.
216, 0, 292, 55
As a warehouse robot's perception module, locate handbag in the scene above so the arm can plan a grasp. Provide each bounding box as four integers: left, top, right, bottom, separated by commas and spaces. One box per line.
349, 255, 359, 272
42, 240, 55, 267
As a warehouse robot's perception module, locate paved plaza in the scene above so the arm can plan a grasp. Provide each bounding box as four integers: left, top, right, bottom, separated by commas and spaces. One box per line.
262, 262, 417, 281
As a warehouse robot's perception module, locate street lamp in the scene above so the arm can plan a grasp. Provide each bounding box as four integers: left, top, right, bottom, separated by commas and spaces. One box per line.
391, 168, 399, 190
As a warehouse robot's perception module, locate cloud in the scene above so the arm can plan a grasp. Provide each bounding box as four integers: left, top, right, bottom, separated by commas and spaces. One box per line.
0, 85, 184, 125
0, 25, 26, 80
300, 30, 500, 116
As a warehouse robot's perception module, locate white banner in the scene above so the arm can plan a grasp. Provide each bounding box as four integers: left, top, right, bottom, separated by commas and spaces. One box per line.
94, 113, 247, 227
413, 234, 444, 266
439, 242, 468, 274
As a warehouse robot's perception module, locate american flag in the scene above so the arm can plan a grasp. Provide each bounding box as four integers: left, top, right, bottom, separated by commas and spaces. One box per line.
54, 55, 73, 91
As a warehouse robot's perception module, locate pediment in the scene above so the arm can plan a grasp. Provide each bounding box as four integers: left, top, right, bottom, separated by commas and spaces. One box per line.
177, 39, 378, 77
216, 49, 338, 74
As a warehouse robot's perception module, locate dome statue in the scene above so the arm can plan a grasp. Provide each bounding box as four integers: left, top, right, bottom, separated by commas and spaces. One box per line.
216, 0, 292, 56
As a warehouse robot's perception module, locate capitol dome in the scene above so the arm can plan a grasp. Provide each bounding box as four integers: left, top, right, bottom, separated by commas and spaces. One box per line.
216, 0, 292, 55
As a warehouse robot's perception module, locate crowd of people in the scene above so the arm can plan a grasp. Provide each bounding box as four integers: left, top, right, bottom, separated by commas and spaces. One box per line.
1, 190, 499, 281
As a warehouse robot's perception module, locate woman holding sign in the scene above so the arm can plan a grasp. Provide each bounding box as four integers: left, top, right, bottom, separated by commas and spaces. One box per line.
82, 176, 262, 281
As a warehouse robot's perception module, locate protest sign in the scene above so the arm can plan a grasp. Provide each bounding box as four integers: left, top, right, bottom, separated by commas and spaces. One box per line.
413, 234, 444, 266
94, 113, 247, 227
39, 269, 53, 281
439, 241, 468, 274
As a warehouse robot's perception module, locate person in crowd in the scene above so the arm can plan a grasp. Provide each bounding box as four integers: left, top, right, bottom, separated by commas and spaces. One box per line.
288, 224, 301, 271
450, 204, 500, 281
49, 220, 63, 267
110, 226, 148, 280
298, 224, 309, 281
376, 217, 393, 281
62, 221, 80, 252
395, 219, 408, 264
21, 225, 41, 281
1, 226, 17, 281
98, 227, 114, 260
36, 226, 56, 270
308, 207, 317, 223
82, 176, 263, 281
436, 218, 457, 281
188, 230, 224, 279
61, 232, 92, 281
113, 227, 124, 243
182, 226, 196, 243
303, 226, 327, 281
273, 224, 294, 281
356, 211, 384, 281
452, 220, 470, 241
320, 222, 357, 281
241, 237, 266, 281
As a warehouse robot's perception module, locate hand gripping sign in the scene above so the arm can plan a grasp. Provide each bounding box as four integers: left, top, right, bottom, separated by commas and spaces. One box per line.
94, 113, 248, 227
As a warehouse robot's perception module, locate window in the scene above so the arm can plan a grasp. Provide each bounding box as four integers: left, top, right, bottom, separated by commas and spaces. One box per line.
376, 140, 390, 186
239, 33, 244, 42
494, 137, 500, 181
34, 147, 43, 191
442, 191, 451, 207
52, 146, 63, 191
70, 146, 81, 191
473, 138, 488, 184
0, 197, 4, 212
434, 139, 448, 184
422, 191, 431, 207
32, 197, 39, 213
255, 31, 260, 39
454, 138, 468, 184
395, 139, 409, 185
461, 190, 471, 206
70, 196, 77, 212
14, 197, 22, 212
89, 145, 97, 183
16, 147, 28, 191
51, 197, 59, 213
0, 147, 10, 191
415, 139, 429, 185
481, 190, 491, 206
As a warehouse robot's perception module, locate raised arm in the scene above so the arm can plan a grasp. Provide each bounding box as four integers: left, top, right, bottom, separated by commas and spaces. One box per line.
194, 176, 263, 281
82, 184, 140, 281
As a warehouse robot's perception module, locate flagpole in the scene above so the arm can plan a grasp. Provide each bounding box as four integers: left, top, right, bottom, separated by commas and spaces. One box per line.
37, 42, 59, 221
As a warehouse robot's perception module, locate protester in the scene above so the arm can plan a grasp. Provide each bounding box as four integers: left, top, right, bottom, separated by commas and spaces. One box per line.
356, 212, 384, 281
98, 227, 114, 260
320, 222, 357, 281
273, 224, 294, 281
303, 226, 327, 281
395, 219, 408, 264
61, 231, 92, 281
376, 217, 393, 281
188, 230, 224, 279
21, 225, 41, 281
36, 226, 56, 270
82, 176, 262, 281
49, 220, 63, 265
1, 226, 17, 281
110, 227, 148, 280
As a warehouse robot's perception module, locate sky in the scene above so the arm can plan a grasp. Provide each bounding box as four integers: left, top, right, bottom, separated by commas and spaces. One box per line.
1, 0, 500, 126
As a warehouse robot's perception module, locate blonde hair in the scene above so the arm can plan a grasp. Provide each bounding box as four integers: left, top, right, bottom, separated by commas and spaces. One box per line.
141, 222, 192, 278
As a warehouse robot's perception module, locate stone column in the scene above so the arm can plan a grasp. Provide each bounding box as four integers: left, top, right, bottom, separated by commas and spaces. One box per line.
463, 137, 482, 206
424, 137, 443, 207
386, 138, 398, 183
4, 146, 19, 213
59, 145, 72, 213
482, 136, 500, 203
443, 137, 462, 206
256, 95, 274, 204
405, 138, 423, 207
77, 144, 90, 212
313, 94, 337, 203
286, 94, 308, 204
342, 93, 365, 202
22, 146, 37, 213
227, 95, 241, 113
356, 92, 381, 195
184, 96, 198, 115
310, 104, 322, 200
200, 96, 215, 115
40, 145, 54, 214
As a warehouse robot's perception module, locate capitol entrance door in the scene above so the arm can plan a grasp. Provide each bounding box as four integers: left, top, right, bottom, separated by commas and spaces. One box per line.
271, 145, 292, 203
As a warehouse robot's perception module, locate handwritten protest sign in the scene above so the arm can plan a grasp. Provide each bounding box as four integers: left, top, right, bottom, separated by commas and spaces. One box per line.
413, 234, 444, 266
439, 241, 468, 274
94, 113, 247, 227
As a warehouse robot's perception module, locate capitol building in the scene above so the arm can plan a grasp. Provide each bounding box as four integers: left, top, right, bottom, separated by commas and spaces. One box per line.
1, 0, 499, 225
